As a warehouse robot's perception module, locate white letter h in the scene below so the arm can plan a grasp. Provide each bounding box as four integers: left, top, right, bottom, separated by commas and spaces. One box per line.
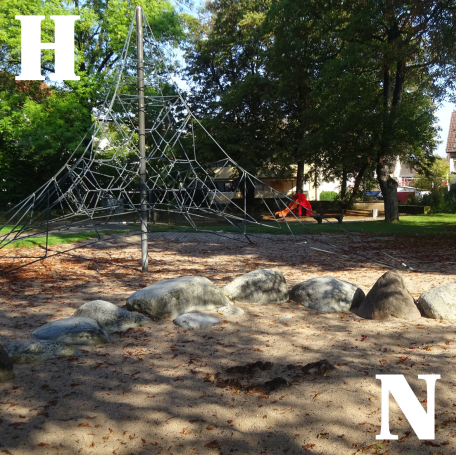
15, 15, 80, 81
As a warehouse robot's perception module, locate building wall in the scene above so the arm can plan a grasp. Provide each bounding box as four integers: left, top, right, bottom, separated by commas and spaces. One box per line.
448, 151, 456, 174
213, 165, 344, 201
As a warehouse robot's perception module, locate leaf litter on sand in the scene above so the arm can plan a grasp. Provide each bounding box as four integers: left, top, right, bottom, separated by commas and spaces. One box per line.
1, 233, 456, 453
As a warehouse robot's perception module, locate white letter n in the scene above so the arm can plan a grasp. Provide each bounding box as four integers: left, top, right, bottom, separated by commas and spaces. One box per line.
376, 374, 440, 440
15, 15, 80, 81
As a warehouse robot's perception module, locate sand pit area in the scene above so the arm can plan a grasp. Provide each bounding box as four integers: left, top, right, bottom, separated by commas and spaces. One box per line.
1, 231, 456, 455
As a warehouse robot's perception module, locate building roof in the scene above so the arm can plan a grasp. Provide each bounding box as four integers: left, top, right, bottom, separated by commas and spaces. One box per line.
446, 111, 456, 153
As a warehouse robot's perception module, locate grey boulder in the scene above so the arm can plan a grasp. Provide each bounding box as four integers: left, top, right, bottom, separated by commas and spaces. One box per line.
173, 313, 220, 329
356, 270, 420, 320
0, 344, 14, 381
223, 269, 289, 304
32, 317, 110, 345
73, 300, 152, 333
416, 281, 456, 320
218, 306, 245, 317
289, 276, 365, 313
4, 341, 78, 364
126, 276, 230, 318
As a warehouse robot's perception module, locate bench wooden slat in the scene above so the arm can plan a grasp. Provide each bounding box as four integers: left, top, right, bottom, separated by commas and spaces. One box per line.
311, 211, 344, 224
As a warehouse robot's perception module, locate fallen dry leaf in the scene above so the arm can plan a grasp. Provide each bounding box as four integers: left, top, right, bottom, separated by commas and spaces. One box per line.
423, 440, 440, 447
398, 431, 411, 443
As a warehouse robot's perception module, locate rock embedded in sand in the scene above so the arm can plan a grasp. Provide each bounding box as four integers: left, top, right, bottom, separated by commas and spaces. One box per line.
223, 269, 289, 304
301, 359, 336, 376
4, 340, 78, 364
0, 344, 14, 381
173, 313, 220, 329
416, 281, 456, 320
126, 276, 230, 318
289, 276, 365, 313
73, 300, 152, 333
32, 317, 110, 345
356, 270, 420, 320
218, 305, 244, 317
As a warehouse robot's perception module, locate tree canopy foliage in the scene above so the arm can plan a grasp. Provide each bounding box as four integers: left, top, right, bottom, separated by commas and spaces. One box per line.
1, 0, 456, 221
184, 0, 456, 221
0, 0, 185, 206
183, 0, 281, 181
414, 156, 451, 190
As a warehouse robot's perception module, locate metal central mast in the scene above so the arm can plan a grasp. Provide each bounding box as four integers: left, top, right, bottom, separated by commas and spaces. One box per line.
136, 5, 148, 272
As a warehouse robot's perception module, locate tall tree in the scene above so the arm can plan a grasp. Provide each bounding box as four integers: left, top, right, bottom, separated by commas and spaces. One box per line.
183, 0, 287, 187
0, 0, 185, 205
263, 0, 343, 194
0, 74, 92, 205
413, 156, 451, 190
265, 0, 455, 220
0, 0, 184, 110
338, 0, 456, 221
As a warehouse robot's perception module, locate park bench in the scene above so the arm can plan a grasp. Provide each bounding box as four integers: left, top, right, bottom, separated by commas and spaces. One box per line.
311, 210, 344, 224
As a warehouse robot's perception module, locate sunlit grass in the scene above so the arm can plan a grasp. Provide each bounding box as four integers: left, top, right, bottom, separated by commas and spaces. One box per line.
147, 214, 456, 237
1, 213, 454, 249
1, 230, 134, 249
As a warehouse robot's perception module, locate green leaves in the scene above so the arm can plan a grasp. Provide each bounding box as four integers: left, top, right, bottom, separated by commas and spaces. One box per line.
0, 0, 186, 205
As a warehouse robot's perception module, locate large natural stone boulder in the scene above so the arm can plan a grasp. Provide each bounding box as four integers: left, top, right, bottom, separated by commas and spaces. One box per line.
356, 270, 420, 320
32, 317, 110, 345
4, 341, 78, 364
73, 300, 152, 333
223, 269, 289, 304
0, 344, 14, 381
416, 281, 456, 320
218, 306, 245, 317
126, 276, 230, 318
173, 313, 220, 329
289, 276, 365, 313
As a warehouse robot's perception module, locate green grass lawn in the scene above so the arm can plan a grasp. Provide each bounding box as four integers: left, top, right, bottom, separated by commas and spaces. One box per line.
147, 214, 456, 237
0, 214, 454, 249
1, 229, 134, 249
286, 214, 456, 236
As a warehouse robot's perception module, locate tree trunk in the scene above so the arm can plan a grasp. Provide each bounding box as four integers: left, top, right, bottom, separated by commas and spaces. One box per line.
377, 157, 399, 222
378, 53, 404, 223
314, 168, 318, 201
242, 179, 256, 206
340, 168, 347, 200
296, 160, 305, 193
348, 164, 368, 205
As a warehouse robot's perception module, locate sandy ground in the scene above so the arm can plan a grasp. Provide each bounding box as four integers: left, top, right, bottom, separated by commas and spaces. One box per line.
1, 231, 456, 455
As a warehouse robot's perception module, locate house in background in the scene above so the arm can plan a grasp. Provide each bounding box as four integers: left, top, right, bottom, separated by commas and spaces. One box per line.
446, 110, 456, 181
213, 164, 344, 201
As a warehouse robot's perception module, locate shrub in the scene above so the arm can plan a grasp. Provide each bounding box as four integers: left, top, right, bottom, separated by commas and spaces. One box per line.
406, 193, 420, 205
319, 191, 338, 201
421, 187, 456, 213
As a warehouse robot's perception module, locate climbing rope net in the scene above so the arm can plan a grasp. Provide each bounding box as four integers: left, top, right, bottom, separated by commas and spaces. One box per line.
0, 9, 410, 274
